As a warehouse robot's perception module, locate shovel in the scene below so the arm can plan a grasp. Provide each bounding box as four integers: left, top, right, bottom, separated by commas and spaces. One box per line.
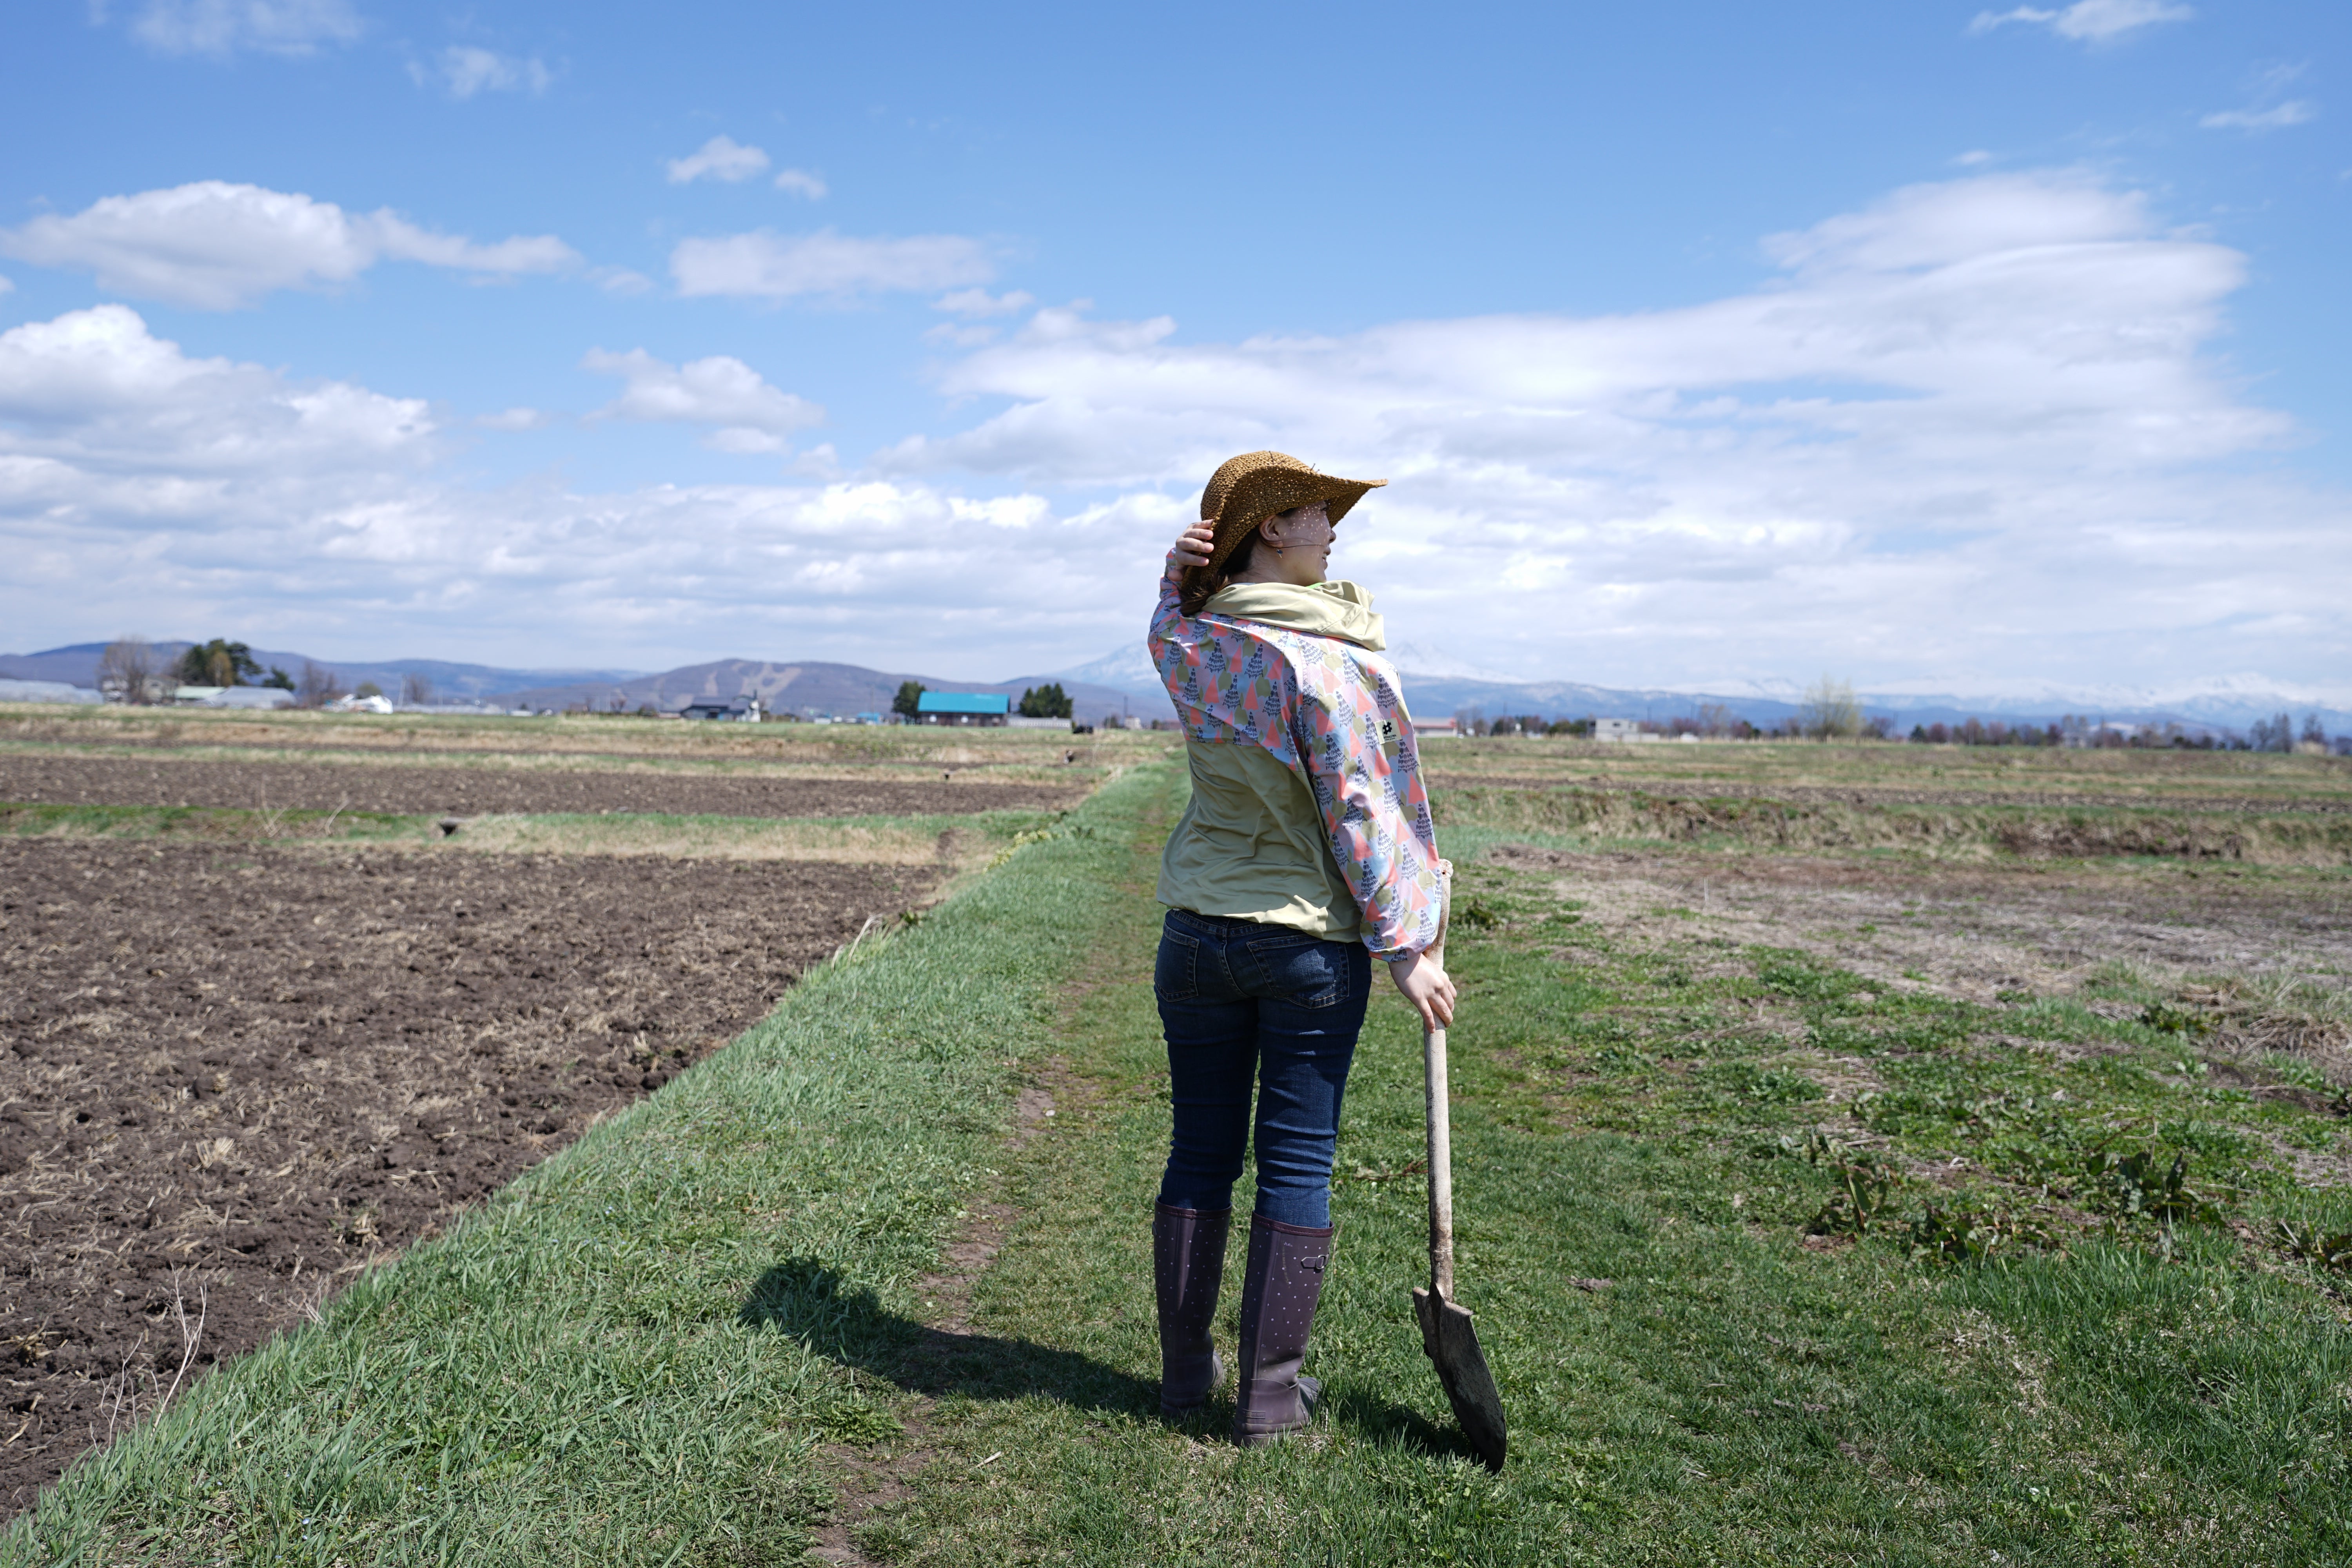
1410, 864, 1508, 1472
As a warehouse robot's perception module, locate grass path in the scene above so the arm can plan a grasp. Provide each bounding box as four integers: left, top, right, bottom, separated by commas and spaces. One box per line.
11, 759, 2352, 1563
809, 787, 2352, 1564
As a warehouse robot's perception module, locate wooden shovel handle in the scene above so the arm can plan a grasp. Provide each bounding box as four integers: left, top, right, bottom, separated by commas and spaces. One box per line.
1425, 862, 1455, 1301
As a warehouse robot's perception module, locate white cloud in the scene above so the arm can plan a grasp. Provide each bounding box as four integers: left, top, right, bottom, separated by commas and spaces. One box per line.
2201, 100, 2317, 131
862, 171, 2346, 691
0, 275, 12, 296
924, 323, 1000, 349
427, 46, 552, 100
582, 347, 823, 452
120, 0, 361, 57
0, 304, 432, 475
670, 229, 992, 300
4, 172, 2347, 700
773, 169, 829, 200
668, 135, 770, 184
2201, 65, 2318, 133
476, 407, 550, 431
935, 287, 1034, 317
0, 182, 580, 309
1969, 0, 2190, 42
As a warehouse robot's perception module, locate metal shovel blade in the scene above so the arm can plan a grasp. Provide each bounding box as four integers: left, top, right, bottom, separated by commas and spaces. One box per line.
1412, 1285, 1507, 1472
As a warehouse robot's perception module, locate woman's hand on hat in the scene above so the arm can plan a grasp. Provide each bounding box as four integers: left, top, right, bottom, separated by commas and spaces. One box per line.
1171, 518, 1217, 569
1388, 950, 1456, 1031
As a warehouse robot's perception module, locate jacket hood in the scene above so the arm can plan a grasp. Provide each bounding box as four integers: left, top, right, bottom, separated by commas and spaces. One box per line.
1200, 579, 1385, 652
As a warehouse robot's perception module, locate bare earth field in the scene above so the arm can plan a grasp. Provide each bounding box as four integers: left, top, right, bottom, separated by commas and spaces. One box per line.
0, 754, 1082, 820
0, 838, 938, 1512
1492, 845, 2352, 1004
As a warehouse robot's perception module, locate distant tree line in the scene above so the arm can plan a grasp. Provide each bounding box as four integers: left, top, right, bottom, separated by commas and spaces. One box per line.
1018, 682, 1072, 719
98, 634, 352, 708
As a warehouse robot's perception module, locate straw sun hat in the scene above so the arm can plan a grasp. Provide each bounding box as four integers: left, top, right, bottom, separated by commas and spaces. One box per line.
1192, 450, 1386, 583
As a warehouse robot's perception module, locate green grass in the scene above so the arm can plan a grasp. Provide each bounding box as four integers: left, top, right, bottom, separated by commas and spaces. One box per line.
821, 798, 2352, 1565
14, 764, 2352, 1563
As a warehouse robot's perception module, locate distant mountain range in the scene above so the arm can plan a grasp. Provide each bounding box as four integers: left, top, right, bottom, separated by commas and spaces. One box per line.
9, 638, 2343, 739
0, 643, 644, 702
1051, 646, 2352, 737
495, 659, 1145, 722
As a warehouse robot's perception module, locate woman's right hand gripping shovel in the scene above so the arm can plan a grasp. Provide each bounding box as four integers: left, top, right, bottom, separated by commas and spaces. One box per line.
1408, 860, 1509, 1472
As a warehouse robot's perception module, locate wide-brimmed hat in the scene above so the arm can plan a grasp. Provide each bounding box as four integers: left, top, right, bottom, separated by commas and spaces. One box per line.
1194, 450, 1386, 579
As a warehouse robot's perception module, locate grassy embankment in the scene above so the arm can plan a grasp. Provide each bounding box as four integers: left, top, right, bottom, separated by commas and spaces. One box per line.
15, 746, 2352, 1563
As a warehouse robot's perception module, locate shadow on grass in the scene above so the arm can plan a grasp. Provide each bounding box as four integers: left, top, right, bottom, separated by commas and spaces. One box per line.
739, 1259, 1472, 1459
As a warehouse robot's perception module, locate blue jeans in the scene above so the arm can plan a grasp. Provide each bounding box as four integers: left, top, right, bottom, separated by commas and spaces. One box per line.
1153, 908, 1372, 1229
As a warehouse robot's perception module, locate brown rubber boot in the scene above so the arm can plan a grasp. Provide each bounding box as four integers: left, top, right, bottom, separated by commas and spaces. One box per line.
1231, 1214, 1334, 1445
1152, 1204, 1231, 1419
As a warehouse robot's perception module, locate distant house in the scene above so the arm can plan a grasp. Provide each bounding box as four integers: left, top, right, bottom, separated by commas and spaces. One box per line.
915, 691, 1011, 727
1417, 717, 1460, 738
679, 695, 763, 722
171, 685, 295, 710
1593, 718, 1642, 742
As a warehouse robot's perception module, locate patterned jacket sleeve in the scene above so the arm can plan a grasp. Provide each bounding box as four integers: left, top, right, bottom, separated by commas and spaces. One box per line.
1290, 675, 1445, 963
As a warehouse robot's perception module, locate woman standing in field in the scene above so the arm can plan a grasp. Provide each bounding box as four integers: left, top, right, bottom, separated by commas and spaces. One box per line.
1147, 450, 1455, 1446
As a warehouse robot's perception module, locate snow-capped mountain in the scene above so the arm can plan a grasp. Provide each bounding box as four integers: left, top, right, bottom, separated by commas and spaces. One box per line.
1054, 642, 2350, 738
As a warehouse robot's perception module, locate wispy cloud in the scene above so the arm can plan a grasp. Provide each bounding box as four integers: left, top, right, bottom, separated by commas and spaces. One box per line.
667, 135, 769, 184
581, 347, 823, 452
670, 229, 991, 301
2202, 100, 2317, 131
476, 407, 551, 431
1969, 0, 2191, 43
116, 0, 362, 58
2201, 66, 2317, 132
772, 169, 828, 200
423, 45, 552, 100
0, 182, 579, 309
936, 288, 1034, 318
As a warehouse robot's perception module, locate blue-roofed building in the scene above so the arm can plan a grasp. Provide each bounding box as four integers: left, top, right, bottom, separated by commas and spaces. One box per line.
915, 690, 1010, 727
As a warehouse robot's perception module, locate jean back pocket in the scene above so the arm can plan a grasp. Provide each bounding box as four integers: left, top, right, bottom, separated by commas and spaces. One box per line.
1246, 933, 1348, 1009
1154, 924, 1201, 1002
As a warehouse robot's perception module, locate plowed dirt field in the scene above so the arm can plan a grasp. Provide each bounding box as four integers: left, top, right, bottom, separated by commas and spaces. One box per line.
0, 838, 937, 1512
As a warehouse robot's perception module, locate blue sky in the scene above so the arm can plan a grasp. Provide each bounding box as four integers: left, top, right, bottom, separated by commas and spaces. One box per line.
2, 0, 2346, 699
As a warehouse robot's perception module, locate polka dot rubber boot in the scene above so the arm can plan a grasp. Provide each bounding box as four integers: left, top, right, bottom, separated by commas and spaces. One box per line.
1232, 1214, 1334, 1446
1153, 1204, 1231, 1419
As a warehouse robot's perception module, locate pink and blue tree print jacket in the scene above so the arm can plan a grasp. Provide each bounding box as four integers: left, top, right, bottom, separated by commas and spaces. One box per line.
1148, 560, 1445, 962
